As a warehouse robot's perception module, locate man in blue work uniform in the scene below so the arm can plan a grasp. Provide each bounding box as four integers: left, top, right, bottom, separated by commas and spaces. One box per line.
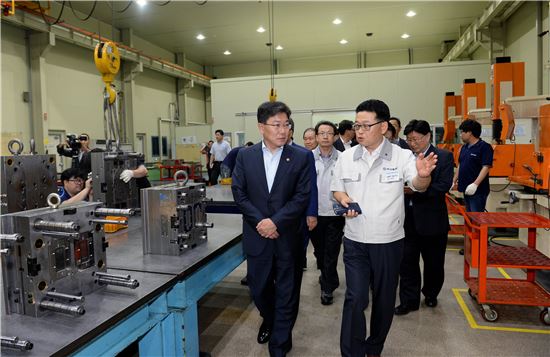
454, 119, 493, 212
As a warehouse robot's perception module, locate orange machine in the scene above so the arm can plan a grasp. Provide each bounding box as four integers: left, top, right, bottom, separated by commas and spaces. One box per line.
439, 92, 462, 160
462, 79, 486, 120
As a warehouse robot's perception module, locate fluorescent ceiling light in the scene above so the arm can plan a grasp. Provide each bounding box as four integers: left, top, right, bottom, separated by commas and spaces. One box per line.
332, 18, 342, 25
196, 34, 206, 40
406, 10, 416, 17
275, 45, 283, 50
339, 39, 348, 45
223, 50, 231, 55
257, 26, 266, 33
401, 33, 410, 39
136, 0, 147, 7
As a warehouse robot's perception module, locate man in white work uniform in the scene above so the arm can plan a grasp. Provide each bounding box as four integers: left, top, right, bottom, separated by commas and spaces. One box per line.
331, 99, 438, 357
209, 129, 231, 185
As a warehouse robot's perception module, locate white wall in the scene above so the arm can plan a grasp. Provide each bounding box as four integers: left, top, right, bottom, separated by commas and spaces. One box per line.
211, 61, 491, 146
0, 24, 31, 153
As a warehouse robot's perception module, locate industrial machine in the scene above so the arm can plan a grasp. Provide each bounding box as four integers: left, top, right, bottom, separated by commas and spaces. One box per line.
0, 139, 57, 214
142, 171, 213, 255
91, 151, 145, 209
0, 198, 138, 317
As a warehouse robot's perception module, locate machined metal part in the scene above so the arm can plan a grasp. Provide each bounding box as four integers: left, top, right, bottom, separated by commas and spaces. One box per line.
142, 181, 210, 256
93, 271, 131, 280
7, 139, 24, 155
39, 300, 85, 316
95, 276, 139, 289
91, 151, 144, 209
90, 218, 128, 225
46, 193, 61, 209
1, 336, 33, 351
0, 202, 108, 317
0, 233, 24, 242
45, 291, 85, 302
34, 220, 80, 232
94, 208, 135, 217
0, 153, 57, 214
174, 169, 189, 186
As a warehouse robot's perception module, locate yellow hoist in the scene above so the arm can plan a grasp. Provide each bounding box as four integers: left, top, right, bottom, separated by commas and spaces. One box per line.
94, 41, 121, 151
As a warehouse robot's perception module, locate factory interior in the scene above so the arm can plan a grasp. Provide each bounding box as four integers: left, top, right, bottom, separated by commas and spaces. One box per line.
1, 1, 550, 356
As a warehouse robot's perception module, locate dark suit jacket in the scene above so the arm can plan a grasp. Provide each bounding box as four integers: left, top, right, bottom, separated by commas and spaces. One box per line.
405, 145, 454, 236
291, 142, 318, 217
333, 137, 358, 152
397, 138, 410, 150
232, 143, 311, 257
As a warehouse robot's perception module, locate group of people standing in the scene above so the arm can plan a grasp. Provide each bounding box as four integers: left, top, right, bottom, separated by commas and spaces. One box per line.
230, 98, 493, 357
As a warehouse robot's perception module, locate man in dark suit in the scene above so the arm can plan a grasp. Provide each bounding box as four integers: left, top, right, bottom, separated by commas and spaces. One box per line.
389, 117, 410, 150
232, 101, 311, 357
395, 119, 454, 315
333, 120, 358, 152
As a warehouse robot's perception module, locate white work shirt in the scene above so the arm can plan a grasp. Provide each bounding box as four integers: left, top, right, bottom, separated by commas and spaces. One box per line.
262, 141, 283, 193
343, 139, 353, 151
211, 140, 231, 161
330, 138, 418, 244
313, 146, 340, 216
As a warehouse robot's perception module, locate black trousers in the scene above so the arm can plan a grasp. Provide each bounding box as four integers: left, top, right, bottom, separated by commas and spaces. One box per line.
398, 217, 448, 307
247, 247, 303, 357
210, 161, 221, 185
340, 238, 404, 357
310, 216, 345, 293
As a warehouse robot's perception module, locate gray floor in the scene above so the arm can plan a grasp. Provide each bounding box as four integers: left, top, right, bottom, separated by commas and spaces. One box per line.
198, 236, 550, 356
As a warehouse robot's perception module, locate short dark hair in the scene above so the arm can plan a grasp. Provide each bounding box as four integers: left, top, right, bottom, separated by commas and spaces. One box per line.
403, 119, 431, 136
355, 99, 391, 122
386, 122, 396, 137
257, 101, 291, 124
315, 121, 337, 135
79, 133, 90, 140
208, 140, 214, 144
60, 167, 83, 182
303, 127, 315, 137
337, 120, 354, 135
459, 119, 482, 138
389, 117, 401, 128
245, 141, 254, 147
215, 129, 224, 136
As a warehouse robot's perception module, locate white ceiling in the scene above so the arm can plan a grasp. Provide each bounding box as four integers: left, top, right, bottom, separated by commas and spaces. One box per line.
68, 1, 490, 66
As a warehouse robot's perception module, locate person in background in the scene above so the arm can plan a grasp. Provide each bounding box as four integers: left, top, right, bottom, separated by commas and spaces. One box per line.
389, 117, 410, 149
231, 101, 311, 356
331, 99, 437, 357
58, 167, 92, 206
309, 120, 344, 306
333, 120, 357, 152
453, 119, 493, 255
209, 130, 231, 185
201, 140, 214, 183
395, 120, 453, 316
119, 163, 151, 189
221, 141, 255, 177
287, 118, 318, 270
303, 127, 317, 151
57, 133, 93, 173
384, 121, 397, 142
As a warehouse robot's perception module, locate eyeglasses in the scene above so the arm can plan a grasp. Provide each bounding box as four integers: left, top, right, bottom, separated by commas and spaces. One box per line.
352, 121, 384, 132
317, 131, 335, 137
79, 136, 88, 141
68, 178, 84, 184
406, 134, 428, 144
263, 122, 292, 130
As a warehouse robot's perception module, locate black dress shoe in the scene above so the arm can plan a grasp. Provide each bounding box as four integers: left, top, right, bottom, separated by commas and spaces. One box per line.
257, 322, 272, 344
321, 291, 333, 305
394, 304, 419, 315
425, 297, 438, 307
240, 276, 248, 286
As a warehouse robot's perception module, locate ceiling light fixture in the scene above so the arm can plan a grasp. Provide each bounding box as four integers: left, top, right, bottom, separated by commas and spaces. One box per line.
223, 50, 231, 55
136, 0, 147, 7
406, 10, 416, 17
275, 45, 283, 50
401, 33, 410, 39
332, 18, 342, 25
339, 39, 348, 45
257, 26, 266, 33
196, 34, 205, 40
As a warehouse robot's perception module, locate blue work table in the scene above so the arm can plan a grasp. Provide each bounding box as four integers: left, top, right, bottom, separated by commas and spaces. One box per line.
1, 213, 244, 356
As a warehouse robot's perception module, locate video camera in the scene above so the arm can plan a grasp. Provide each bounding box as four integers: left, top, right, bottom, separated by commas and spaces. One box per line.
66, 134, 82, 157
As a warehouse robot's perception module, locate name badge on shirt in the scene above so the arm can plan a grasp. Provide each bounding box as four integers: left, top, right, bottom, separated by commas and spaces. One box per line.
380, 167, 400, 183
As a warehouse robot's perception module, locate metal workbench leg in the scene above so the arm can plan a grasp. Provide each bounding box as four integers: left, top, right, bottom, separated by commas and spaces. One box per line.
183, 302, 199, 357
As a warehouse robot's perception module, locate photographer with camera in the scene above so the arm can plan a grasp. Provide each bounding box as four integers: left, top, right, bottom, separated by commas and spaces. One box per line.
57, 133, 92, 173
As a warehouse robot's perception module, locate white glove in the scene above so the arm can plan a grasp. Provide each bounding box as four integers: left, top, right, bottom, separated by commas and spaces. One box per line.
120, 169, 134, 183
464, 183, 478, 196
